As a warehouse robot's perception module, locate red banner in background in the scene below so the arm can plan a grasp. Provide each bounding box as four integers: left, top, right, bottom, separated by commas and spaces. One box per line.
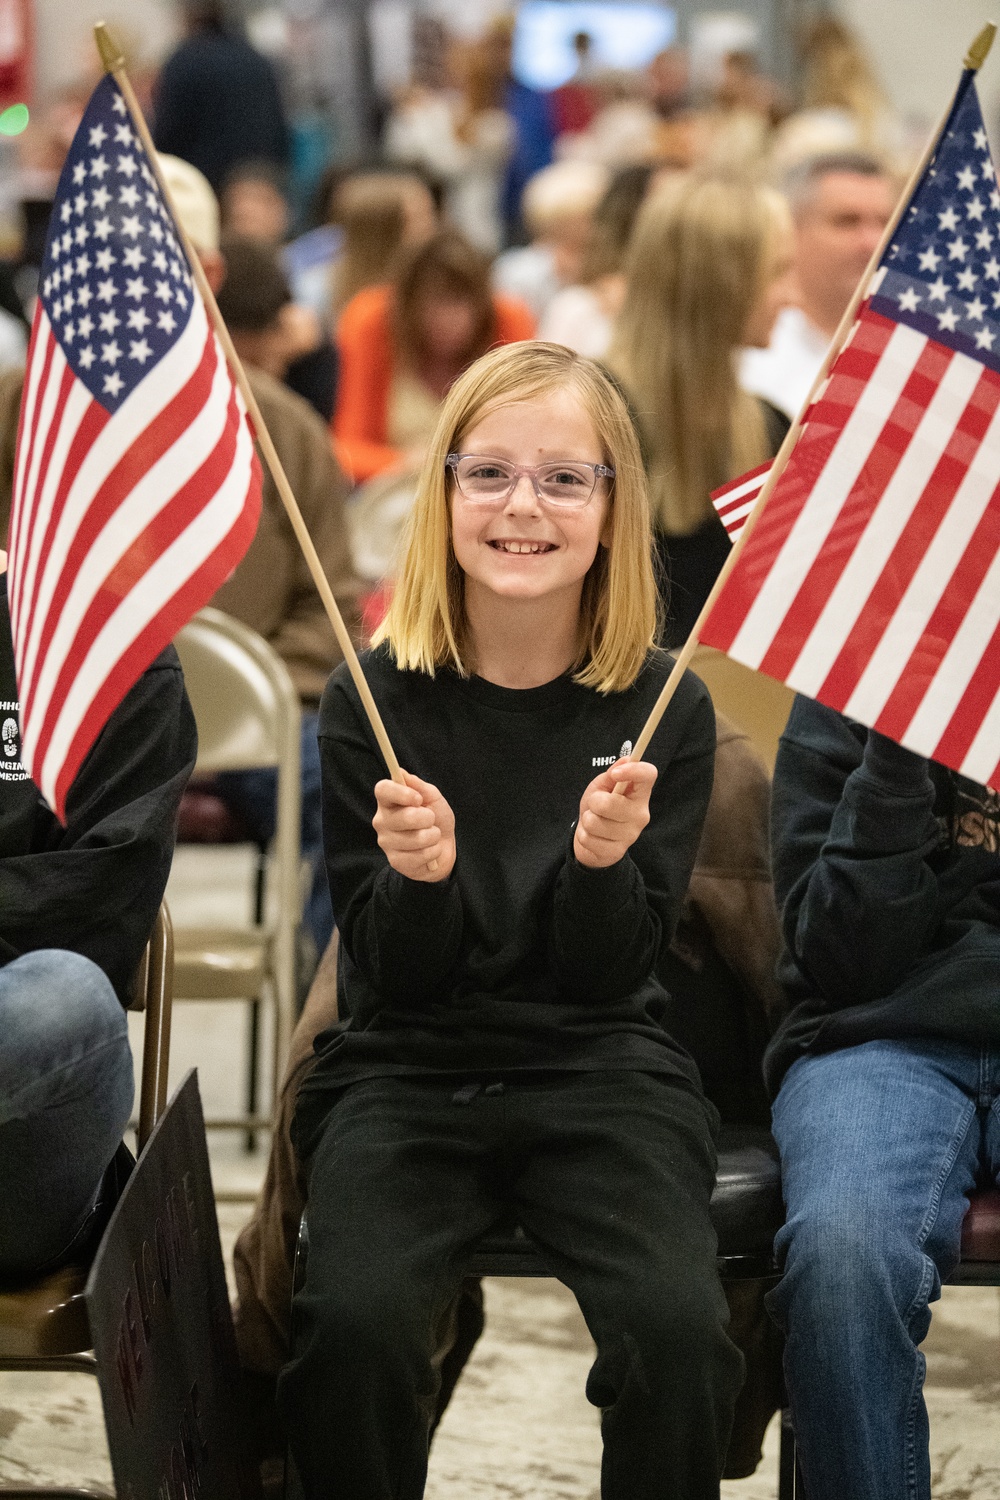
0, 0, 31, 112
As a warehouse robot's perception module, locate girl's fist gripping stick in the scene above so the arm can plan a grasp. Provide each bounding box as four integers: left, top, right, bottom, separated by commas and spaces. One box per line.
574, 758, 657, 869
373, 771, 455, 882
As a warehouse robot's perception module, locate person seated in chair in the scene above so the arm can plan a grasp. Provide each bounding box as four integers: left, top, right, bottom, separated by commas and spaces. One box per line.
765, 694, 1000, 1500
231, 711, 785, 1490
279, 343, 745, 1499
0, 546, 196, 1281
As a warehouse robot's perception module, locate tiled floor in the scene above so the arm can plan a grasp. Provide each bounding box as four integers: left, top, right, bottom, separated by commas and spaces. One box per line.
3, 844, 1000, 1496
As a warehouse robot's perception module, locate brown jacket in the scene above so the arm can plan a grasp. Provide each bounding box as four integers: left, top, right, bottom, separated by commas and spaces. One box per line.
211, 367, 362, 703
675, 716, 784, 1026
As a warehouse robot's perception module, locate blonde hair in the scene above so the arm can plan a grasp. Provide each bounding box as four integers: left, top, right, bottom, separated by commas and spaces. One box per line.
800, 17, 888, 141
373, 341, 658, 694
330, 174, 409, 315
608, 174, 786, 536
522, 161, 609, 239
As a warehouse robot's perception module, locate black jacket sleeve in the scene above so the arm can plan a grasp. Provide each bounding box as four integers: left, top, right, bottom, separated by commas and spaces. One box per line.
772, 695, 942, 1008
548, 677, 716, 1003
320, 677, 464, 1009
0, 648, 197, 1002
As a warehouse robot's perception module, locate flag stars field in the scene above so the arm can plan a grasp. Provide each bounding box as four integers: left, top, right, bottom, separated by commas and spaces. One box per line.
34, 78, 197, 415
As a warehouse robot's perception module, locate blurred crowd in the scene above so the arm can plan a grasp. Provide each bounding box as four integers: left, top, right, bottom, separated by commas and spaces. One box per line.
0, 0, 910, 952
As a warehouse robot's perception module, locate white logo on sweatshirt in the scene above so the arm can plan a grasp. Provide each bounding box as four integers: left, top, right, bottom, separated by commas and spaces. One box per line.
0, 702, 27, 781
592, 739, 634, 769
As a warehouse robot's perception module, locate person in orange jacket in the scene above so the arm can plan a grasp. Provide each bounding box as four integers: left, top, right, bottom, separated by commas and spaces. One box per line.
332, 229, 535, 485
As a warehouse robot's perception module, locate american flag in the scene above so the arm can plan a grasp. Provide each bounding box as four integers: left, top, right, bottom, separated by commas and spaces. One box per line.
701, 68, 1000, 791
711, 462, 771, 543
6, 75, 261, 819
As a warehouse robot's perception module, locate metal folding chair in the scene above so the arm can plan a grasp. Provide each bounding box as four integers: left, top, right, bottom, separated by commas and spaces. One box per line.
173, 608, 302, 1154
0, 906, 174, 1499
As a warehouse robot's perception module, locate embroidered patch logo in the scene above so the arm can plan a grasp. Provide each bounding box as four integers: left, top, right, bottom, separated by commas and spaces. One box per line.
619, 739, 633, 758
0, 702, 27, 781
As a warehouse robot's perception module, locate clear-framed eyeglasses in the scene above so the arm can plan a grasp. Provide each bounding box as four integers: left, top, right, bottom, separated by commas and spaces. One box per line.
445, 453, 615, 510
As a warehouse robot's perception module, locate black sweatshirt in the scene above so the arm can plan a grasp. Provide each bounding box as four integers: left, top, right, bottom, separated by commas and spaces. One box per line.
764, 695, 1000, 1095
296, 644, 716, 1136
0, 575, 197, 1002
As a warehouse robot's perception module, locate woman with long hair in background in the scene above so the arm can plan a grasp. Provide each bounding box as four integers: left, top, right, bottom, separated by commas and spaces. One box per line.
333, 229, 534, 484
608, 173, 796, 645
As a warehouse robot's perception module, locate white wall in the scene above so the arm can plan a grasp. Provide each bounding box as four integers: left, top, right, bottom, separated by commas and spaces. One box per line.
835, 0, 1000, 138
33, 0, 179, 100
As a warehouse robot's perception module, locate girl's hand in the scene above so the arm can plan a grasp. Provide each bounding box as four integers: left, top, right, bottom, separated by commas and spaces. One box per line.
574, 759, 657, 870
373, 770, 456, 882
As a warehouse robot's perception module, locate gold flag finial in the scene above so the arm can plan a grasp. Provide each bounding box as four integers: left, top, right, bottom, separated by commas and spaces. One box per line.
965, 22, 996, 71
94, 21, 126, 73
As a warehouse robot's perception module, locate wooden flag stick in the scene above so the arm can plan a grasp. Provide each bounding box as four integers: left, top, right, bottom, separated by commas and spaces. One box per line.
626, 19, 998, 767
93, 21, 405, 785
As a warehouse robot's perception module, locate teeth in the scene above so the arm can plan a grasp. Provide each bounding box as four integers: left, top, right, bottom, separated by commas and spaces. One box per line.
498, 541, 547, 553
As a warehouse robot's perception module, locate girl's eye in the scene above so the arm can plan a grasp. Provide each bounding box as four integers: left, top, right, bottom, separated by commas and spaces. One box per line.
468, 463, 510, 481
546, 468, 587, 488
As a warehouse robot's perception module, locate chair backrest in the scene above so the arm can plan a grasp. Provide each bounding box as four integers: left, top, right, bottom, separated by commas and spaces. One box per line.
131, 905, 174, 1153
689, 644, 795, 775
173, 607, 302, 1066
174, 606, 301, 774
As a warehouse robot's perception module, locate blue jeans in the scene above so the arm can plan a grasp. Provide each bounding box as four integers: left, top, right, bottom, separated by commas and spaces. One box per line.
0, 950, 134, 1278
768, 1038, 1000, 1500
215, 709, 331, 956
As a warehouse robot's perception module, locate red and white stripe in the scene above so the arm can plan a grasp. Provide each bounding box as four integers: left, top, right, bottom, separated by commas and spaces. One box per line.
7, 295, 261, 818
711, 461, 771, 542
701, 305, 1000, 789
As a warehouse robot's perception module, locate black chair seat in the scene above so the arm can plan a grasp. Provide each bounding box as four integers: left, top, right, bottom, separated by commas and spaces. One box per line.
465, 1124, 782, 1279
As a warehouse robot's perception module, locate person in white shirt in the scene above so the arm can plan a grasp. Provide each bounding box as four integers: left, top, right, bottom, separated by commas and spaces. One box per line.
538, 164, 656, 359
493, 160, 608, 320
740, 151, 894, 420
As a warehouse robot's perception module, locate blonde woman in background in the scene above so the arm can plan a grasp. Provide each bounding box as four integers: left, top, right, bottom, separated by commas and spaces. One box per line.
769, 17, 908, 175
608, 173, 796, 645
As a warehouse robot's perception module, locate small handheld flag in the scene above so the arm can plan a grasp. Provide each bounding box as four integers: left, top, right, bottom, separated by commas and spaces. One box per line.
711, 463, 772, 544
700, 55, 1000, 789
628, 25, 1000, 785
6, 72, 262, 819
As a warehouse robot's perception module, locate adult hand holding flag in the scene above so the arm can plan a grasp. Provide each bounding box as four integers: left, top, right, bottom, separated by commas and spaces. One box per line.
6, 71, 262, 820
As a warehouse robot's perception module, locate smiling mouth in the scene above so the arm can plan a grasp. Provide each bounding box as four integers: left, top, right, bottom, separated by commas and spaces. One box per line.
488, 539, 557, 554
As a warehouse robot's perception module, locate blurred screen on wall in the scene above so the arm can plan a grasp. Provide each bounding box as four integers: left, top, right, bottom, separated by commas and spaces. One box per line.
512, 2, 676, 91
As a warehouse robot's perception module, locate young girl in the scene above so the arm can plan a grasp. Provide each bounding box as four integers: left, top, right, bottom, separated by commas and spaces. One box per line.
279, 341, 743, 1499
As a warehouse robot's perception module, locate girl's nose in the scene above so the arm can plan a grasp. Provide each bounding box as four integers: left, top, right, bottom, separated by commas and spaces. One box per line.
505, 473, 541, 512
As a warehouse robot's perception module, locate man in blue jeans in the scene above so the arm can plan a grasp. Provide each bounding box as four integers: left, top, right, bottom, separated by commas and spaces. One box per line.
765, 694, 1000, 1500
0, 547, 196, 1279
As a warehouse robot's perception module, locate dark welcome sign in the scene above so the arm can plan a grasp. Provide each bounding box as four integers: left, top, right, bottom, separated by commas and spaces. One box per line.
86, 1070, 261, 1500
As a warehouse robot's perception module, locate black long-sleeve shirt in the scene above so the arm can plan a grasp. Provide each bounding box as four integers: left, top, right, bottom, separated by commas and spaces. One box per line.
0, 575, 197, 1002
764, 695, 1000, 1094
296, 645, 716, 1137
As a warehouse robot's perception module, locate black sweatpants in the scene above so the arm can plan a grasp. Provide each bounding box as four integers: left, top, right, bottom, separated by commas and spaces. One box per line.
278, 1070, 744, 1500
